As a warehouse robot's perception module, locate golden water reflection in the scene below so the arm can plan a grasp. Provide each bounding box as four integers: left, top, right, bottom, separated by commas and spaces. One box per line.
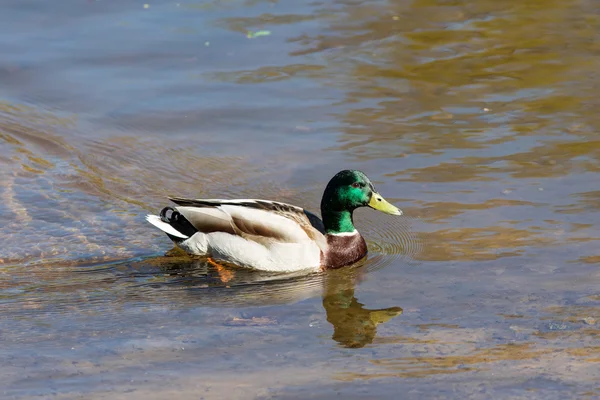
322, 269, 403, 348
2, 0, 600, 396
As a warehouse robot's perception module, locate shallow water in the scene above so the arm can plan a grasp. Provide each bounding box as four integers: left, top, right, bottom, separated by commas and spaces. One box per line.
1, 0, 600, 398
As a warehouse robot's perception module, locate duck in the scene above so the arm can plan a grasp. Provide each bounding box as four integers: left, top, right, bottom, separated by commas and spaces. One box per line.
146, 169, 402, 272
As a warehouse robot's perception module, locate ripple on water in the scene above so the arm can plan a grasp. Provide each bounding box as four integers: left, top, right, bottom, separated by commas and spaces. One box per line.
71, 256, 326, 309
361, 214, 423, 273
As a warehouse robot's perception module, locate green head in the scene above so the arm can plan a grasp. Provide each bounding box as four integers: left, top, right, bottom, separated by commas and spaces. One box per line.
320, 170, 402, 234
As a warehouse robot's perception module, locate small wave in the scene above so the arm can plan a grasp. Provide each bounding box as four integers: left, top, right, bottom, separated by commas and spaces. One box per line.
359, 211, 423, 273
77, 256, 327, 308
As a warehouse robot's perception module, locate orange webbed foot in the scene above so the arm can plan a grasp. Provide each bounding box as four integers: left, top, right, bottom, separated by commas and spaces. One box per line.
207, 257, 234, 285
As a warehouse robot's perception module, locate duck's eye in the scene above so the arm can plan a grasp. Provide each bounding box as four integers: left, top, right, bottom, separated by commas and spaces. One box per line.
351, 182, 361, 188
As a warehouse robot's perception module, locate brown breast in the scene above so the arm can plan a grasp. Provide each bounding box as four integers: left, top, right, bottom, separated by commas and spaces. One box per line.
321, 233, 368, 269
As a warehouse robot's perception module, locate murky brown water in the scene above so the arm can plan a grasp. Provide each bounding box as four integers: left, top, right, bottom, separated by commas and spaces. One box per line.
2, 0, 600, 398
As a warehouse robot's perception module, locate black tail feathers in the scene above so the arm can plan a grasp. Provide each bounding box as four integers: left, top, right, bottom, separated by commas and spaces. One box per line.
159, 207, 197, 239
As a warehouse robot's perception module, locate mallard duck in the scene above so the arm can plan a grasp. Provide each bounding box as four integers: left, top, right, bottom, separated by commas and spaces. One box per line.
146, 170, 402, 272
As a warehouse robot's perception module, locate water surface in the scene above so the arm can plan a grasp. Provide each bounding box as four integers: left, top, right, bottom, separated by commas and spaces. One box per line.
1, 0, 599, 398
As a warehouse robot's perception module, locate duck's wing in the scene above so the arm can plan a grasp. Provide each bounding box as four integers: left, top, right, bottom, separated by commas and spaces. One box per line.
169, 198, 327, 248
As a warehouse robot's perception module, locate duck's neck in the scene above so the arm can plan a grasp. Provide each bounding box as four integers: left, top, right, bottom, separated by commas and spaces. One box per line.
321, 209, 356, 235
320, 210, 367, 269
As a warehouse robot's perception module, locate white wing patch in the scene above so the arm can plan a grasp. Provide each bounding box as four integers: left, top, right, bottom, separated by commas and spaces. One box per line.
145, 215, 189, 239
191, 198, 303, 209
170, 198, 306, 213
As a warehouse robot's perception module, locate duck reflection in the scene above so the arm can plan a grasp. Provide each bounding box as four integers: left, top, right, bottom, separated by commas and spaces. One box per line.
322, 268, 403, 348
130, 253, 402, 348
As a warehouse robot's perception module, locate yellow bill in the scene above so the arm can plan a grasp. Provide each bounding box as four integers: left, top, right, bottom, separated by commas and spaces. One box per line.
368, 192, 403, 215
